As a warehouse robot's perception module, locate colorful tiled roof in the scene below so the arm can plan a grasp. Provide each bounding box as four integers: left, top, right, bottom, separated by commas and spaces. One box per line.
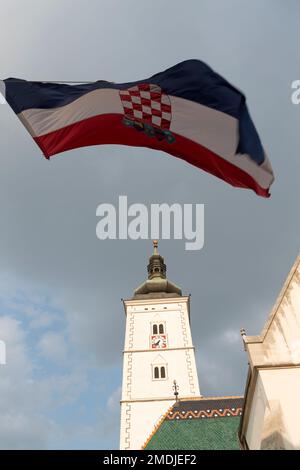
144, 396, 243, 450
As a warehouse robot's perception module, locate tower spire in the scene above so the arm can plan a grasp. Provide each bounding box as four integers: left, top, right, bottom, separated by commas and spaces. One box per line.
120, 241, 200, 450
133, 241, 182, 298
147, 240, 166, 280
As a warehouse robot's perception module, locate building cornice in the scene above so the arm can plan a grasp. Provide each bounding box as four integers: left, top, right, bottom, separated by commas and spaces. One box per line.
123, 346, 195, 354
122, 295, 190, 316
120, 397, 176, 404
123, 295, 190, 306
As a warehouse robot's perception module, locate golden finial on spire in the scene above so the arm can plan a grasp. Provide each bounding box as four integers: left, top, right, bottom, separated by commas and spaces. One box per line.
153, 239, 159, 254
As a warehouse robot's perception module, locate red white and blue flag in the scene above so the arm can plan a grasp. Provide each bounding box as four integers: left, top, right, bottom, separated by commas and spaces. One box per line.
1, 60, 274, 197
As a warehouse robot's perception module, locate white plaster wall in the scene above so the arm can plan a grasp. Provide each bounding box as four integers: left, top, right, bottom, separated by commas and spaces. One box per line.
246, 368, 300, 449
246, 373, 268, 449
120, 399, 175, 450
122, 349, 199, 400
121, 298, 199, 402
124, 300, 193, 351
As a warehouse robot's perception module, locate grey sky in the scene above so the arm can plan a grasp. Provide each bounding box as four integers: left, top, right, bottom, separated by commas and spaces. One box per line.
0, 0, 299, 449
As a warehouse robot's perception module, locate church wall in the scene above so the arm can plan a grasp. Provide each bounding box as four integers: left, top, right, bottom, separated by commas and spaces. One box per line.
246, 368, 300, 449
242, 253, 300, 450
120, 399, 174, 450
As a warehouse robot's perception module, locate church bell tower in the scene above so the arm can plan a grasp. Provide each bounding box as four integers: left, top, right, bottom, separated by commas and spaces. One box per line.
120, 241, 200, 450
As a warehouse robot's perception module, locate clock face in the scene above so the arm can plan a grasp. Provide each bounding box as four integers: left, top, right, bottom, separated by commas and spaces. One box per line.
151, 334, 167, 349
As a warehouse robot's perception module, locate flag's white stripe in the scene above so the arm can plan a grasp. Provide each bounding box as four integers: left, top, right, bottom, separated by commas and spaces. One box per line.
0, 81, 6, 103
18, 88, 123, 137
17, 89, 273, 189
170, 95, 237, 166
170, 96, 273, 189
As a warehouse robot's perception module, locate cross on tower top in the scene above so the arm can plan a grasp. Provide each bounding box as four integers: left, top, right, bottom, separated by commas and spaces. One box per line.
153, 239, 159, 255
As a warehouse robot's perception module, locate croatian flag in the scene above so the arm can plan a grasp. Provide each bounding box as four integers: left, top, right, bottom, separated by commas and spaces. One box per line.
1, 60, 274, 197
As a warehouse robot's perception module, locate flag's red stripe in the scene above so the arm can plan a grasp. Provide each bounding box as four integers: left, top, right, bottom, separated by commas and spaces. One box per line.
34, 113, 270, 197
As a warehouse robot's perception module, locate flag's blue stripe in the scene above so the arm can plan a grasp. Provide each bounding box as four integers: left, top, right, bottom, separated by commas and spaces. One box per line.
5, 60, 241, 116
4, 60, 265, 165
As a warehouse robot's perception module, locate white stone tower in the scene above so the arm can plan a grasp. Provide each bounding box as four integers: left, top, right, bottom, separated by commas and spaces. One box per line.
120, 241, 200, 450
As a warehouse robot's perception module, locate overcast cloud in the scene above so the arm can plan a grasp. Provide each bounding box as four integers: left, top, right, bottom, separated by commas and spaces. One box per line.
0, 0, 299, 449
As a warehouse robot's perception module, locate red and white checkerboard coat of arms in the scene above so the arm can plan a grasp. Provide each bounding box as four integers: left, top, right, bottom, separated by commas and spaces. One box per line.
119, 84, 175, 143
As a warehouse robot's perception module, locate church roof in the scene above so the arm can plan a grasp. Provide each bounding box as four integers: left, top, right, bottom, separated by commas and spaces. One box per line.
144, 396, 243, 450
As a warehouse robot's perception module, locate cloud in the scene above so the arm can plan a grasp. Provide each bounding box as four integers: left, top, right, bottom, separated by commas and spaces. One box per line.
222, 329, 241, 345
37, 371, 88, 409
0, 316, 31, 375
0, 315, 48, 449
0, 414, 50, 450
0, 310, 115, 449
107, 386, 121, 412
37, 331, 68, 364
29, 312, 55, 329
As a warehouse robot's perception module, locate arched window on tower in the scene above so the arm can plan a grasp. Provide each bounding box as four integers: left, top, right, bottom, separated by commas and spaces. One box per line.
153, 324, 158, 335
159, 323, 164, 334
152, 358, 168, 380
